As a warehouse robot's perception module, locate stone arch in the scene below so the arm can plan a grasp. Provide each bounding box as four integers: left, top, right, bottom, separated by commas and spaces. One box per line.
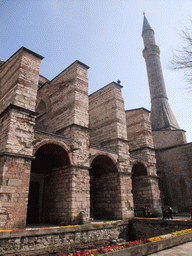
131, 162, 149, 215
89, 152, 117, 167
27, 142, 71, 225
36, 99, 46, 116
132, 162, 148, 177
35, 97, 51, 130
33, 139, 72, 164
31, 143, 70, 174
90, 154, 121, 220
36, 95, 51, 115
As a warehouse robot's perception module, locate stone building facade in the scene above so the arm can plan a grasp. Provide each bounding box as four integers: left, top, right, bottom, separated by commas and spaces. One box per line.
0, 45, 162, 229
0, 15, 191, 230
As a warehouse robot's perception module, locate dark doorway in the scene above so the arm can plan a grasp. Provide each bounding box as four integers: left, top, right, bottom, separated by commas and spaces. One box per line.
27, 143, 70, 225
27, 181, 40, 224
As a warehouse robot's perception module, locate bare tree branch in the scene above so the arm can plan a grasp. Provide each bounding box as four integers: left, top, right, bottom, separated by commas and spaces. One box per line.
170, 19, 192, 90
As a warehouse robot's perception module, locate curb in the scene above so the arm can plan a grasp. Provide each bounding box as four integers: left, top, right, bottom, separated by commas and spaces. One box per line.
103, 232, 192, 256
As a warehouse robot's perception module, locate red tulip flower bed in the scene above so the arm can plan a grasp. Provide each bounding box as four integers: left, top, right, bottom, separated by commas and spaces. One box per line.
60, 238, 150, 256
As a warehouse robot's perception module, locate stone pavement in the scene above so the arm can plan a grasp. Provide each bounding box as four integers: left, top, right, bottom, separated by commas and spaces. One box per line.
148, 241, 192, 255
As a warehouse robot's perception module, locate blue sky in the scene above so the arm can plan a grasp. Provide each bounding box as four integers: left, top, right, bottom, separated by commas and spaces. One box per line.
1, 0, 192, 142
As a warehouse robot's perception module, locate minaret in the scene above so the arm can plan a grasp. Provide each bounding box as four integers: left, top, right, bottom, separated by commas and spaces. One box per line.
142, 15, 180, 131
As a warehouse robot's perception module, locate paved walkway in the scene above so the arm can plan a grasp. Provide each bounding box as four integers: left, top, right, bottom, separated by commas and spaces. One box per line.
148, 241, 192, 255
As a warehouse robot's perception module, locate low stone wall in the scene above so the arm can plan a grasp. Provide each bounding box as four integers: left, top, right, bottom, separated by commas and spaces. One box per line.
104, 231, 192, 256
0, 220, 129, 255
1, 218, 192, 255
129, 218, 192, 240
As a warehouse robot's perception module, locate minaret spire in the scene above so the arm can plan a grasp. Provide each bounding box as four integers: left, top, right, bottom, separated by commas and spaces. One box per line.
142, 15, 180, 131
142, 15, 153, 34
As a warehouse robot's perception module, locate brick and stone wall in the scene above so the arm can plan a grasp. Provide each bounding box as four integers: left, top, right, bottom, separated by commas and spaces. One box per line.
0, 47, 163, 230
34, 60, 91, 226
126, 108, 154, 152
126, 108, 157, 178
0, 220, 129, 255
90, 172, 121, 220
130, 218, 192, 240
70, 167, 90, 224
0, 219, 192, 255
126, 108, 161, 215
89, 82, 127, 147
40, 165, 90, 225
152, 124, 192, 210
36, 60, 90, 168
0, 47, 43, 229
156, 143, 192, 210
0, 48, 42, 113
89, 83, 134, 219
43, 167, 73, 225
36, 60, 89, 135
0, 156, 31, 229
153, 130, 187, 149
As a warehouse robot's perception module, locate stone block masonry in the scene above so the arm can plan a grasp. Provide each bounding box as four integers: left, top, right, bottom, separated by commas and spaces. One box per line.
0, 220, 129, 255
0, 47, 43, 113
126, 108, 161, 216
0, 47, 43, 229
156, 143, 192, 210
89, 82, 127, 147
0, 156, 31, 229
36, 60, 89, 134
0, 46, 162, 229
126, 108, 154, 152
89, 82, 135, 219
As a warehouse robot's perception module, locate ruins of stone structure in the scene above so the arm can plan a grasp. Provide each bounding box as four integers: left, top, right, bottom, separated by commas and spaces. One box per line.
0, 15, 191, 230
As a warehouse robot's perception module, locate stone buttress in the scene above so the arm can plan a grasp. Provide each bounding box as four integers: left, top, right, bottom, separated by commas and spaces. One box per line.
0, 47, 43, 229
35, 60, 90, 224
89, 82, 134, 219
126, 108, 162, 216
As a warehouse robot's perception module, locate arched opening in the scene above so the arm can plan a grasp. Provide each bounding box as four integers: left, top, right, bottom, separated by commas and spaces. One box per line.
90, 155, 120, 220
131, 162, 149, 215
36, 100, 46, 117
27, 143, 70, 225
35, 100, 47, 130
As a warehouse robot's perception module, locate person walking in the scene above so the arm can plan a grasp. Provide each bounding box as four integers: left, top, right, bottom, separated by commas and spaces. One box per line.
143, 206, 147, 218
168, 206, 173, 219
134, 206, 138, 217
146, 207, 151, 218
163, 206, 169, 219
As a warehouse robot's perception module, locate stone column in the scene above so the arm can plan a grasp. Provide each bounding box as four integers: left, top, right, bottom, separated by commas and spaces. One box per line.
118, 172, 134, 219
148, 176, 162, 216
70, 166, 90, 224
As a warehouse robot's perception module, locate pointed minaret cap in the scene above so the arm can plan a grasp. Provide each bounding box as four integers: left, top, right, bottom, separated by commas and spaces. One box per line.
142, 14, 154, 34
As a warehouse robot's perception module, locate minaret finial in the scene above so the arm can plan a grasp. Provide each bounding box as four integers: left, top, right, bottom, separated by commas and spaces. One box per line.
143, 11, 145, 16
